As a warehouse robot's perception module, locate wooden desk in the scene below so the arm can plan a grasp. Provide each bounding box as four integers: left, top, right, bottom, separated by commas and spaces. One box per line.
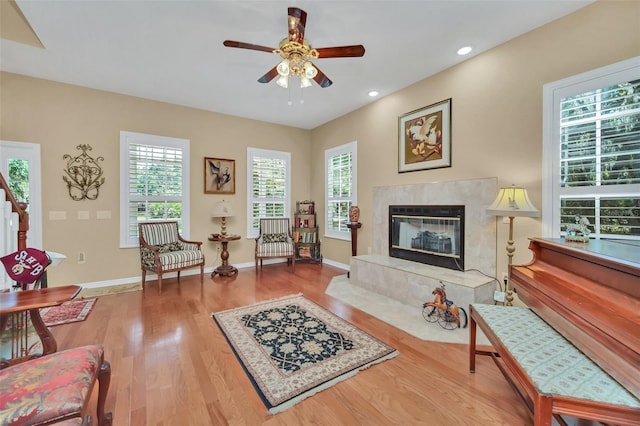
1, 285, 81, 368
209, 235, 241, 277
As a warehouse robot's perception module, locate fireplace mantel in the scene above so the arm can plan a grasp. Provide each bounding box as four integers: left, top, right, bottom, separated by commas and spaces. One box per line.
347, 178, 498, 309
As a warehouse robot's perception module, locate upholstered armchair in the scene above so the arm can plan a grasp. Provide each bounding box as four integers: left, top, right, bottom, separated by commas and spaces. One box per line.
255, 218, 295, 273
138, 221, 205, 294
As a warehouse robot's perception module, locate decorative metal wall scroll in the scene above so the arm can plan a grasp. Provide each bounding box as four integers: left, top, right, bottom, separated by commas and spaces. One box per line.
63, 144, 105, 200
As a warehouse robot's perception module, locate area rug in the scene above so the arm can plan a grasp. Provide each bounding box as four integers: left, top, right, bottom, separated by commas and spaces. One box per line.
39, 298, 97, 327
212, 294, 399, 414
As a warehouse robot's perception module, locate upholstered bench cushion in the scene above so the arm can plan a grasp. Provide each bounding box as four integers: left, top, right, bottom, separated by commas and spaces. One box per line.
0, 345, 104, 425
471, 304, 640, 408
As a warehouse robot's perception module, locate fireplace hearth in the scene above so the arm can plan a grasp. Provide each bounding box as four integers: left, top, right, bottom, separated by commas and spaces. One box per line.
389, 205, 464, 271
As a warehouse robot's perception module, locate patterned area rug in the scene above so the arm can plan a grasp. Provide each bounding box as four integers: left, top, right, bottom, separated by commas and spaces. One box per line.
213, 294, 399, 414
39, 298, 97, 327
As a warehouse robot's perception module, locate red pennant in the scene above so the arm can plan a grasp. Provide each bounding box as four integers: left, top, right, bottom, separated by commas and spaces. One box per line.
1, 248, 51, 284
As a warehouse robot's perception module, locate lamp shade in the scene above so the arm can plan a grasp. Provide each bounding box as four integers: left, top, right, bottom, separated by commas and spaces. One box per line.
487, 185, 539, 217
212, 200, 234, 218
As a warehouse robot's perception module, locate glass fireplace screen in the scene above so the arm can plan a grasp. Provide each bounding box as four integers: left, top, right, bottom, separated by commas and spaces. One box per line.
389, 205, 464, 271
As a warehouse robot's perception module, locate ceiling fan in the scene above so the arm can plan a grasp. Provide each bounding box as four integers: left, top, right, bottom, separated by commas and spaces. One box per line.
223, 7, 365, 89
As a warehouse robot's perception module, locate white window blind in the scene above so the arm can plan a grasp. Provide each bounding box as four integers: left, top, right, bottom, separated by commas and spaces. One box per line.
325, 141, 357, 240
247, 147, 291, 238
543, 57, 640, 240
120, 131, 190, 247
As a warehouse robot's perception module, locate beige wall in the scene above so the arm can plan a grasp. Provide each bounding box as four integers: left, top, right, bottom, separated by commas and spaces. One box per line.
1, 1, 638, 286
0, 73, 311, 285
310, 0, 640, 276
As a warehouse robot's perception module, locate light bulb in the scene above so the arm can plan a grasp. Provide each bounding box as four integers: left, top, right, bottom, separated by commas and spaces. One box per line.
276, 74, 289, 88
304, 62, 317, 78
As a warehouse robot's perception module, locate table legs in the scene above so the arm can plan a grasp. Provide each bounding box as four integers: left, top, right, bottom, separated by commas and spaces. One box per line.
212, 241, 238, 277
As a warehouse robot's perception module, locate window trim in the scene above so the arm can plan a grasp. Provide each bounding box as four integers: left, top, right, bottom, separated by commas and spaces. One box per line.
246, 147, 291, 239
542, 56, 640, 238
324, 141, 357, 241
119, 131, 190, 248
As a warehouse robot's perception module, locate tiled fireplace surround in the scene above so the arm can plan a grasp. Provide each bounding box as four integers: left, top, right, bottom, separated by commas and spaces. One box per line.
349, 177, 498, 309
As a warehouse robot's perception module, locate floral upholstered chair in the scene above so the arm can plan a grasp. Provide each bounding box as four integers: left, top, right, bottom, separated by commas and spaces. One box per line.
138, 221, 205, 294
0, 344, 112, 425
255, 218, 295, 273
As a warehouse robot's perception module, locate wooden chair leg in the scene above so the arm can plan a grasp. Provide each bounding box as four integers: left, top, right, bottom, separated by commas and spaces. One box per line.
158, 273, 163, 295
96, 360, 113, 426
141, 269, 147, 291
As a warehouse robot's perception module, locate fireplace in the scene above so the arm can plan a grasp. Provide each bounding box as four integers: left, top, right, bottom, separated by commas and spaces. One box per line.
388, 205, 464, 271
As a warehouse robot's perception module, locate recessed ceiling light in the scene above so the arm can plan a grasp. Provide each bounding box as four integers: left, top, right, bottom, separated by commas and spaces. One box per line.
368, 91, 379, 97
457, 46, 472, 56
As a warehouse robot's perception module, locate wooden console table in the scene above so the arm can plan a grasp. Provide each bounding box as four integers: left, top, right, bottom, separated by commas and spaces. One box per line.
209, 234, 241, 277
0, 285, 81, 368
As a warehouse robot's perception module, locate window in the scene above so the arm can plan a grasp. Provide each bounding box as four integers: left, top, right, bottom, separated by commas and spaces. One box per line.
1, 141, 43, 249
325, 141, 357, 240
543, 57, 640, 240
246, 147, 291, 238
120, 131, 190, 247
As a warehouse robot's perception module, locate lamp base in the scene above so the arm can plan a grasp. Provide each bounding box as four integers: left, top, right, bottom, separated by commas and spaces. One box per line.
220, 216, 227, 236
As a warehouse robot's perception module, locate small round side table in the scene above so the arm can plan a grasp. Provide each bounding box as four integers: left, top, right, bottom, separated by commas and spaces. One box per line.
209, 234, 241, 277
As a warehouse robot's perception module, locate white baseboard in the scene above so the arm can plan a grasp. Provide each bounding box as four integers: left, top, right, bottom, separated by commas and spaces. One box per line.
73, 257, 349, 297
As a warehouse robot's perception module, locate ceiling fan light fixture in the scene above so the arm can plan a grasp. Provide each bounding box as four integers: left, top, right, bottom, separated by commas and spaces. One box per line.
276, 74, 289, 88
276, 60, 290, 76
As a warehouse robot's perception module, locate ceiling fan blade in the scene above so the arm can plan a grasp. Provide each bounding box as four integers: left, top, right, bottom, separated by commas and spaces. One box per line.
312, 65, 333, 88
316, 45, 366, 58
258, 66, 279, 84
288, 7, 307, 44
223, 40, 275, 53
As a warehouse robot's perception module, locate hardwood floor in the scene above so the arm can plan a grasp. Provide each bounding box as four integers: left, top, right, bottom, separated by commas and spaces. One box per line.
52, 263, 533, 425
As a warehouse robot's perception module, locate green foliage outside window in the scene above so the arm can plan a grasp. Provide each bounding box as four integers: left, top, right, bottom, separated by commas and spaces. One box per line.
7, 159, 29, 205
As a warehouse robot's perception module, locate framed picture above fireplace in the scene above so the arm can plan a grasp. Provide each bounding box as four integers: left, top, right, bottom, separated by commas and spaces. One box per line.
398, 98, 451, 173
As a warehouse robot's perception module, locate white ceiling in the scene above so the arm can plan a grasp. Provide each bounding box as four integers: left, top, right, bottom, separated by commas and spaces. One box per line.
1, 1, 593, 130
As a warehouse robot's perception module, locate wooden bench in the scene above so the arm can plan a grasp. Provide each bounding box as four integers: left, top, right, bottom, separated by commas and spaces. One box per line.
0, 344, 112, 425
469, 303, 640, 426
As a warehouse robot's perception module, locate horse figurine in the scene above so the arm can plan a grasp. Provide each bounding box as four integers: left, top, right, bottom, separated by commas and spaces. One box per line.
422, 283, 467, 329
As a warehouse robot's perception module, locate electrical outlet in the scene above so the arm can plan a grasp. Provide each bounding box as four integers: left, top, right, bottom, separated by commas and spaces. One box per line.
502, 272, 509, 283
78, 251, 86, 264
494, 291, 505, 302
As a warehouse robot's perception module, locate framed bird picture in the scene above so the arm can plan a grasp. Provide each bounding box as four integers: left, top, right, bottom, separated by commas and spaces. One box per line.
398, 98, 452, 173
205, 157, 235, 194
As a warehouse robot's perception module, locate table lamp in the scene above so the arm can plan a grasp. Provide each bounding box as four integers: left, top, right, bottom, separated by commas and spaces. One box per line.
487, 184, 539, 306
212, 200, 234, 236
